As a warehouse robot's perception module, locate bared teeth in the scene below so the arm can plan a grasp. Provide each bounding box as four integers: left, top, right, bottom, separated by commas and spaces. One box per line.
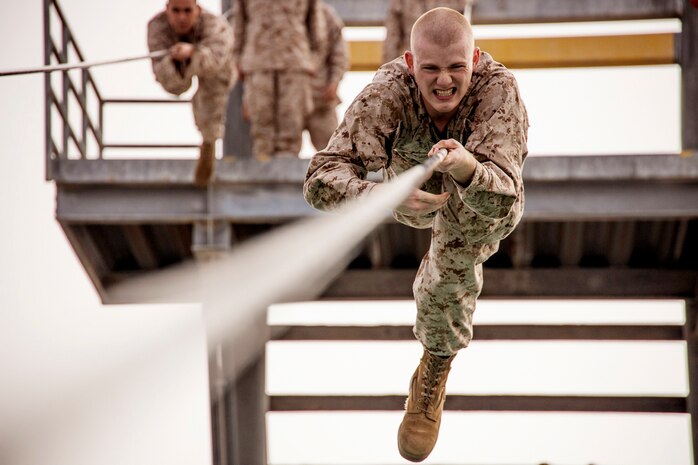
435, 89, 454, 97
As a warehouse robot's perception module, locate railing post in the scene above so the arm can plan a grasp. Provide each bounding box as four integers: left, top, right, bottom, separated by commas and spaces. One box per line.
98, 95, 104, 159
60, 23, 69, 159
220, 0, 254, 158
685, 299, 698, 465
679, 17, 697, 464
210, 338, 268, 465
44, 0, 53, 180
224, 81, 254, 158
80, 69, 88, 158
231, 353, 267, 465
683, 0, 698, 154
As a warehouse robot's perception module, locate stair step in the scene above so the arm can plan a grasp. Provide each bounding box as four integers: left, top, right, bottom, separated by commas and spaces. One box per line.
269, 394, 687, 413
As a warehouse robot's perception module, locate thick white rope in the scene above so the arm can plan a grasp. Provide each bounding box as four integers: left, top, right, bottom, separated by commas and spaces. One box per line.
107, 149, 448, 355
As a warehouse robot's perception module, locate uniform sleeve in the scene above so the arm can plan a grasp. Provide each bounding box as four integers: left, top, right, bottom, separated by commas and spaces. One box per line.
147, 17, 170, 55
304, 83, 402, 210
456, 77, 527, 221
325, 10, 348, 84
190, 15, 235, 77
440, 75, 527, 250
147, 17, 190, 95
382, 0, 403, 64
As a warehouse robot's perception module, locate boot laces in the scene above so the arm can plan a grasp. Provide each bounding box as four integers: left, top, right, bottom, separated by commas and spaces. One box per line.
417, 355, 449, 412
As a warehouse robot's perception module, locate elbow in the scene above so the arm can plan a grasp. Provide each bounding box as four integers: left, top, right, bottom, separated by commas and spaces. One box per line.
490, 198, 524, 242
303, 179, 331, 211
467, 195, 523, 245
468, 191, 518, 220
487, 193, 518, 220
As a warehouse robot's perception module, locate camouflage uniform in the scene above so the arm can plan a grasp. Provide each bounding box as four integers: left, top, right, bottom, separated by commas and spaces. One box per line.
304, 53, 528, 355
306, 2, 348, 151
147, 9, 236, 141
382, 0, 472, 64
233, 0, 325, 157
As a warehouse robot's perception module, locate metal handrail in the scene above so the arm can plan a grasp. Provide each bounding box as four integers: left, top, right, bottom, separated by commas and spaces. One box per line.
44, 0, 104, 177
102, 98, 192, 104
103, 143, 199, 149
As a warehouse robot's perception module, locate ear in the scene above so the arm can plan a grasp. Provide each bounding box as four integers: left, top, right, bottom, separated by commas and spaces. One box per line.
472, 47, 481, 68
405, 50, 415, 75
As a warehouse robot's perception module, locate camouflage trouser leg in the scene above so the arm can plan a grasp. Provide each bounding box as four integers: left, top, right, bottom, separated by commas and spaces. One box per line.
193, 75, 234, 142
275, 71, 312, 154
244, 72, 276, 158
306, 102, 339, 151
412, 182, 500, 356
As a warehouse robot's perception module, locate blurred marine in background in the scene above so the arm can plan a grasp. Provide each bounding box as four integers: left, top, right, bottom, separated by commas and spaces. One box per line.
147, 0, 236, 185
232, 0, 326, 159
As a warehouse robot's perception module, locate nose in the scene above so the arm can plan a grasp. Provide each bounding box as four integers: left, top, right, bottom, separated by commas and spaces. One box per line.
436, 70, 451, 87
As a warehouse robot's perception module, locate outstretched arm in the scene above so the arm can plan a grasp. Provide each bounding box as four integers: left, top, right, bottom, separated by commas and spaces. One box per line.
304, 82, 400, 211
189, 14, 234, 76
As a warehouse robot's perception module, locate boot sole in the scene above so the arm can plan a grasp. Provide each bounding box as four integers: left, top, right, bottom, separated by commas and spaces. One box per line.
397, 441, 428, 463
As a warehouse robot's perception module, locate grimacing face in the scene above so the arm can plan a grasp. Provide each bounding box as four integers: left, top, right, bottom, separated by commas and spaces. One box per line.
405, 35, 480, 126
166, 0, 201, 35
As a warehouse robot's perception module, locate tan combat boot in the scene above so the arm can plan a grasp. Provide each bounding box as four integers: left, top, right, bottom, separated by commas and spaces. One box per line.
397, 348, 455, 462
195, 140, 215, 186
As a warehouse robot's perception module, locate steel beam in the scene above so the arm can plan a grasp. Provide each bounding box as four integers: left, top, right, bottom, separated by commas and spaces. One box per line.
472, 0, 683, 24
122, 225, 159, 270
58, 222, 108, 297
685, 299, 698, 465
211, 353, 267, 465
479, 33, 676, 68
224, 82, 254, 159
51, 154, 698, 186
523, 180, 698, 220
57, 186, 210, 222
682, 0, 698, 153
209, 344, 268, 465
349, 33, 676, 71
322, 268, 698, 298
192, 220, 232, 259
325, 0, 682, 26
271, 324, 684, 341
269, 394, 687, 413
51, 157, 310, 185
53, 157, 698, 223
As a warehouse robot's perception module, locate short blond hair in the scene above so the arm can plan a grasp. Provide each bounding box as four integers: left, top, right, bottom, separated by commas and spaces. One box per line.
410, 7, 474, 57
